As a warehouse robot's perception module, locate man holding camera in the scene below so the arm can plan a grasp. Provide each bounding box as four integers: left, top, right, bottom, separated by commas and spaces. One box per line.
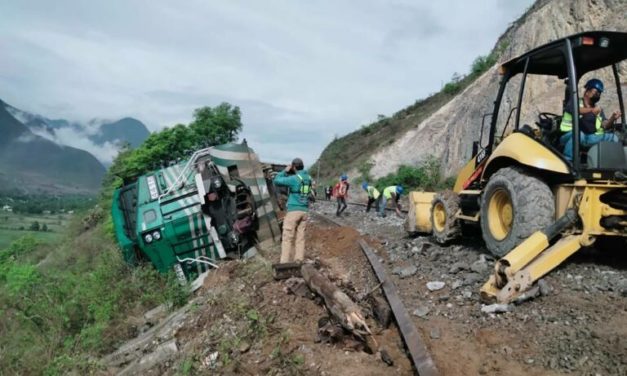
273, 158, 313, 263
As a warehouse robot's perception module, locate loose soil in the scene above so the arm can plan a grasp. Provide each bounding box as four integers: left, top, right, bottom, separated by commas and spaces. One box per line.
149, 214, 413, 375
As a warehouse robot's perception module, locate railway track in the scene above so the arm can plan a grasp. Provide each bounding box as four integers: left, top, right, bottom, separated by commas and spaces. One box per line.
316, 198, 409, 214
312, 211, 438, 376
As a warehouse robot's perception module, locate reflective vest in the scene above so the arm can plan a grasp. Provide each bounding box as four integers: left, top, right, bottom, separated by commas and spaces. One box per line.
334, 181, 348, 198
294, 173, 312, 204
295, 173, 311, 195
383, 186, 397, 199
560, 98, 603, 134
366, 186, 380, 199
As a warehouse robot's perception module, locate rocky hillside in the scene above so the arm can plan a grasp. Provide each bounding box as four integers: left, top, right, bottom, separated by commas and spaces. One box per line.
315, 0, 627, 181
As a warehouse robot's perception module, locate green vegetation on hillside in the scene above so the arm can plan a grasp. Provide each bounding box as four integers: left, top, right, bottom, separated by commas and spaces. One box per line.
312, 39, 510, 183
0, 218, 188, 374
0, 102, 245, 374
373, 156, 456, 192
104, 102, 242, 193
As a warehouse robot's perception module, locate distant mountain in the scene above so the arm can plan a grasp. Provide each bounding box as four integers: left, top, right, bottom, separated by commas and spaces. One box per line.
3, 101, 150, 165
0, 101, 28, 144
88, 117, 150, 148
0, 99, 106, 194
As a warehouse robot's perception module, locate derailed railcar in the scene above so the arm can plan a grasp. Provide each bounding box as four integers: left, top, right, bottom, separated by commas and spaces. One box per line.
111, 141, 280, 280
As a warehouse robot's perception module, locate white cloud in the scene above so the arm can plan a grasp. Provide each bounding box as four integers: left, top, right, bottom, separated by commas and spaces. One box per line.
0, 0, 534, 164
52, 128, 120, 165
16, 133, 38, 143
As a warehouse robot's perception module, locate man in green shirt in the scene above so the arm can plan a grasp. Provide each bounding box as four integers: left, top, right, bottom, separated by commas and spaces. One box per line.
273, 158, 312, 263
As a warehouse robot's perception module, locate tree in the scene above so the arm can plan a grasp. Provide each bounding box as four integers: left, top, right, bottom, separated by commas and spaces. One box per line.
189, 103, 242, 148
30, 221, 40, 231
103, 103, 244, 192
42, 224, 48, 232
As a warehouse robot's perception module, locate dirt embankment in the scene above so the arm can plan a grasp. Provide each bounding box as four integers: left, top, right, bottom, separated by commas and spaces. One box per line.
102, 214, 414, 375
103, 200, 626, 375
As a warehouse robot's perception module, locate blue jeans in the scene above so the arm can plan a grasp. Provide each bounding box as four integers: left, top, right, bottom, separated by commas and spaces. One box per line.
378, 196, 387, 217
560, 132, 619, 161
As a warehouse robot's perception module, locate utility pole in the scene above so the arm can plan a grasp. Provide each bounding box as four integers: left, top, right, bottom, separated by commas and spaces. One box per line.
316, 161, 321, 195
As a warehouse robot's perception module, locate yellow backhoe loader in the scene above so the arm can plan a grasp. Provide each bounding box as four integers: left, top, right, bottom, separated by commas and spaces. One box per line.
406, 31, 627, 303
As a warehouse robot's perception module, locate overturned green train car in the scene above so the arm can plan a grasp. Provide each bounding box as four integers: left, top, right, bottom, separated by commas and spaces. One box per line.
111, 142, 281, 280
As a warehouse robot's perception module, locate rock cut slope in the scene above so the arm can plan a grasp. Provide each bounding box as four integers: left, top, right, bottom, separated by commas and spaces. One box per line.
316, 0, 627, 180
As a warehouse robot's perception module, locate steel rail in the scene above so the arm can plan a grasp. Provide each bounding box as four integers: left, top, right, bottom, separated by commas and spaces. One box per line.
312, 212, 439, 375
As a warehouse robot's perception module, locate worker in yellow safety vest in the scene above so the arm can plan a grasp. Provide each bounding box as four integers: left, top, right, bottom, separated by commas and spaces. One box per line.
559, 78, 621, 161
379, 185, 403, 218
361, 182, 380, 213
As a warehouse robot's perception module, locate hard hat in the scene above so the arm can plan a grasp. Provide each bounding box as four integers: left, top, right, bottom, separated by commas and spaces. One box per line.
584, 78, 604, 93
396, 186, 404, 195
361, 182, 368, 190
340, 174, 348, 181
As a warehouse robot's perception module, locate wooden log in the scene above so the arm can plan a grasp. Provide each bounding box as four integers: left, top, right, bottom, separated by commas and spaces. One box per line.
301, 264, 371, 336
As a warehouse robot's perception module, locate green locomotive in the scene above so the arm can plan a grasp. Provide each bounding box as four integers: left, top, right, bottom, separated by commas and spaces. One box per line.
111, 141, 281, 280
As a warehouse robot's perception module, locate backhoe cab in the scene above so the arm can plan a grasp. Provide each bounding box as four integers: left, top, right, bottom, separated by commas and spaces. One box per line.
406, 31, 627, 303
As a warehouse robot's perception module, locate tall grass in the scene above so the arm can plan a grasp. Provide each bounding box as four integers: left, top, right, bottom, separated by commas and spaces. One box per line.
0, 211, 187, 374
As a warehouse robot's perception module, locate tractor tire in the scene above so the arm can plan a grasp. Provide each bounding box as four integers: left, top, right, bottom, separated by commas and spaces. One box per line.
480, 167, 554, 257
431, 190, 461, 244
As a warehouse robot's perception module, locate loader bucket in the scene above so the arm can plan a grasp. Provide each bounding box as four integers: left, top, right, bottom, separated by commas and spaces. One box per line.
405, 191, 436, 233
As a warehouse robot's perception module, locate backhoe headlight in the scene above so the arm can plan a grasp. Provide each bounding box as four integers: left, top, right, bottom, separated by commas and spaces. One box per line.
152, 230, 161, 240
144, 233, 153, 244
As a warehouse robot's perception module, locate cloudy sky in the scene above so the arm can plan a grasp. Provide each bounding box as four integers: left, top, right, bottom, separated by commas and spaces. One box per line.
0, 0, 534, 166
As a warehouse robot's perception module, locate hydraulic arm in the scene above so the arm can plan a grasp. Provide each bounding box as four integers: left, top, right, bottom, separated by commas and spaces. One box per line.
480, 209, 580, 303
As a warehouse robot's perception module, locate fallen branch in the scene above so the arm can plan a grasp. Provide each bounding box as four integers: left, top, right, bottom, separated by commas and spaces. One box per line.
301, 264, 373, 339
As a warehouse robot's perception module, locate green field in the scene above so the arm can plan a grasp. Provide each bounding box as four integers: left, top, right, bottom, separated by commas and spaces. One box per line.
0, 211, 72, 250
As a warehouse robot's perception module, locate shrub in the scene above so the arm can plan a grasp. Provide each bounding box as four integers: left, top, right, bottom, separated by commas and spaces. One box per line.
0, 221, 181, 374
442, 81, 462, 95
375, 155, 443, 191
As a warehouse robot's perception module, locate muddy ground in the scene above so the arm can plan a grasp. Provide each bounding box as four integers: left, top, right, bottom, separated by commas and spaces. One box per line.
104, 200, 626, 375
